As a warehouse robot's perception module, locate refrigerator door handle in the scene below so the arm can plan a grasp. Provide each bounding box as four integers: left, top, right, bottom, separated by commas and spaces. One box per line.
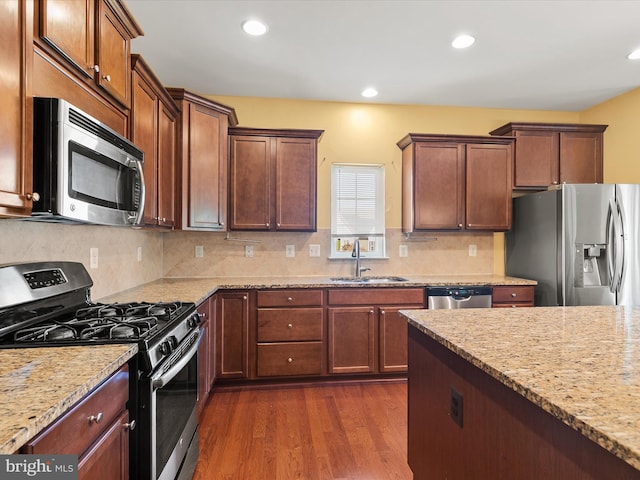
609, 198, 625, 293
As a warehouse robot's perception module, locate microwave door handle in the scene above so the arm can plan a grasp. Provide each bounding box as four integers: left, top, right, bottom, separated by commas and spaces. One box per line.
151, 329, 202, 391
134, 158, 145, 224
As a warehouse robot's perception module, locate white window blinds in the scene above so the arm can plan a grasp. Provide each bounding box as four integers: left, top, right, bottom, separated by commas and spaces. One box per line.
331, 164, 385, 258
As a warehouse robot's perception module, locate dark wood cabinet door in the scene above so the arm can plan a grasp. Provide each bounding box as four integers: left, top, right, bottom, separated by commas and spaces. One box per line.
229, 135, 272, 230
275, 137, 317, 231
157, 103, 176, 228
559, 131, 603, 184
465, 143, 512, 231
328, 306, 376, 374
38, 0, 95, 79
512, 130, 559, 188
131, 69, 158, 226
379, 306, 421, 373
96, 0, 130, 106
216, 292, 249, 379
187, 104, 228, 229
197, 298, 211, 418
0, 0, 33, 217
413, 143, 465, 230
78, 410, 129, 480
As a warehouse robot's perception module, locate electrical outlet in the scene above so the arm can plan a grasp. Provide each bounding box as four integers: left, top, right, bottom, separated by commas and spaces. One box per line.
90, 248, 99, 269
245, 245, 254, 258
285, 245, 295, 257
450, 387, 464, 428
468, 244, 477, 257
309, 244, 321, 257
195, 245, 204, 258
399, 245, 408, 257
137, 246, 143, 262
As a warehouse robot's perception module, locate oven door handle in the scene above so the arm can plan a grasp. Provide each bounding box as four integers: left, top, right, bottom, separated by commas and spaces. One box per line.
151, 329, 202, 390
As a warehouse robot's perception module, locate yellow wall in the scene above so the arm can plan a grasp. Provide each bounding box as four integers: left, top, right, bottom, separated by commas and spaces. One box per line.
579, 87, 640, 183
212, 95, 579, 229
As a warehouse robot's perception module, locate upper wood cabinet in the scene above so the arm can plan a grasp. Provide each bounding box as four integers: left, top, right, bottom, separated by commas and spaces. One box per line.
228, 128, 324, 232
0, 0, 34, 218
130, 55, 178, 229
397, 134, 515, 232
168, 89, 238, 231
489, 122, 608, 189
35, 0, 142, 108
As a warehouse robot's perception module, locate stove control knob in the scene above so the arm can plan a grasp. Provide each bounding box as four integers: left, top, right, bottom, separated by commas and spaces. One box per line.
169, 336, 179, 350
159, 341, 172, 356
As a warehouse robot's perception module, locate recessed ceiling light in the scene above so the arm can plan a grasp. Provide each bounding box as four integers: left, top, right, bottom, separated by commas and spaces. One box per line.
628, 48, 640, 60
361, 87, 378, 98
242, 19, 268, 36
452, 34, 475, 49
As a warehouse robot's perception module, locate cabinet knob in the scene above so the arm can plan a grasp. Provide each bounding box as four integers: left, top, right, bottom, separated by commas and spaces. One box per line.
458, 223, 463, 228
198, 312, 207, 320
102, 74, 111, 82
123, 420, 136, 431
511, 292, 517, 297
242, 295, 247, 300
266, 223, 270, 228
511, 305, 517, 308
287, 297, 293, 302
89, 64, 100, 73
380, 310, 385, 315
88, 412, 103, 424
161, 217, 166, 222
220, 222, 225, 226
369, 310, 374, 314
287, 323, 293, 329
26, 192, 40, 202
277, 223, 281, 228
287, 357, 293, 363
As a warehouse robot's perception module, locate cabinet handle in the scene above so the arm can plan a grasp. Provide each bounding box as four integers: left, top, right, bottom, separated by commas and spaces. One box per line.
511, 292, 517, 297
123, 420, 136, 431
287, 323, 293, 329
287, 357, 293, 363
102, 74, 111, 82
88, 412, 103, 424
25, 192, 40, 202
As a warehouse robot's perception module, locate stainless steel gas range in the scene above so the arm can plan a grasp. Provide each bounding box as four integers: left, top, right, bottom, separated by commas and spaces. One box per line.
0, 261, 201, 480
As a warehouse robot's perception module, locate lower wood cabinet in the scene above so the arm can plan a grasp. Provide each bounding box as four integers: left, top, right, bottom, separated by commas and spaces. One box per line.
327, 288, 425, 375
22, 364, 131, 480
197, 296, 216, 418
216, 291, 249, 379
255, 289, 325, 378
492, 285, 535, 308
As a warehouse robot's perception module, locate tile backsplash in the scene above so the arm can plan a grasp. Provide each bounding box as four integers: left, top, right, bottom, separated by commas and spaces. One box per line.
1, 222, 493, 299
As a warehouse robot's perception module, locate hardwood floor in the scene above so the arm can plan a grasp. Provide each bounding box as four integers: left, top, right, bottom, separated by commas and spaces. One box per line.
193, 380, 412, 479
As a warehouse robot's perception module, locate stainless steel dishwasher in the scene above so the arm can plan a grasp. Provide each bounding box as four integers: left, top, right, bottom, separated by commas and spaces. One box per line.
427, 286, 493, 309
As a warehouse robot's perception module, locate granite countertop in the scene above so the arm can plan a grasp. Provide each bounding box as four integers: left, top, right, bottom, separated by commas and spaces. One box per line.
0, 344, 137, 454
402, 306, 640, 471
100, 274, 535, 305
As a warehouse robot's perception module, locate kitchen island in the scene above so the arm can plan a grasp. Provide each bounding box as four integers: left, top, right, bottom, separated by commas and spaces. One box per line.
401, 306, 640, 479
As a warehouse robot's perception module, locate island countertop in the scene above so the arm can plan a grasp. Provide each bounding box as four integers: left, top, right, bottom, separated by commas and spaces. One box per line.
0, 344, 137, 454
401, 305, 640, 471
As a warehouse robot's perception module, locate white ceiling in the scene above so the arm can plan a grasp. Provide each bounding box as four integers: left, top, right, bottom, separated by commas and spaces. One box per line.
126, 0, 640, 112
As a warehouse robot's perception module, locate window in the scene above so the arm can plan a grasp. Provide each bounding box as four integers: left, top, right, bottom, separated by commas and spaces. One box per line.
330, 164, 385, 258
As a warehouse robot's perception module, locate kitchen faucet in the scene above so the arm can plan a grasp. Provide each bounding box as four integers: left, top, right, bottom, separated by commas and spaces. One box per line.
352, 240, 371, 278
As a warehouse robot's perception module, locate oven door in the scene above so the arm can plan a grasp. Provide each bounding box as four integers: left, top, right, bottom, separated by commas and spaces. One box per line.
149, 329, 202, 480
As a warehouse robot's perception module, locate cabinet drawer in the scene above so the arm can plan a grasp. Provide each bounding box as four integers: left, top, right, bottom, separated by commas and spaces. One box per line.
257, 308, 323, 341
257, 342, 323, 377
257, 289, 324, 307
25, 365, 129, 455
328, 288, 424, 306
492, 286, 534, 304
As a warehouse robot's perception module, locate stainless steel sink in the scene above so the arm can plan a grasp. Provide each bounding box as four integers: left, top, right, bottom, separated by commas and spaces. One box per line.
330, 276, 409, 284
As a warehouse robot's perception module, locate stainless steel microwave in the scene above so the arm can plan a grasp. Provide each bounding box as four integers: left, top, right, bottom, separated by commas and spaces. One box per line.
31, 98, 145, 226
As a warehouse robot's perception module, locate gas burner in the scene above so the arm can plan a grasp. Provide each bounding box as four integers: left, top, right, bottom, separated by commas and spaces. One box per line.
14, 323, 77, 343
75, 302, 183, 322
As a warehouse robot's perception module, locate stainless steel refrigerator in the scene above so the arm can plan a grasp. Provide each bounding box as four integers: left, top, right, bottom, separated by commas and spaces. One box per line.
506, 184, 640, 306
